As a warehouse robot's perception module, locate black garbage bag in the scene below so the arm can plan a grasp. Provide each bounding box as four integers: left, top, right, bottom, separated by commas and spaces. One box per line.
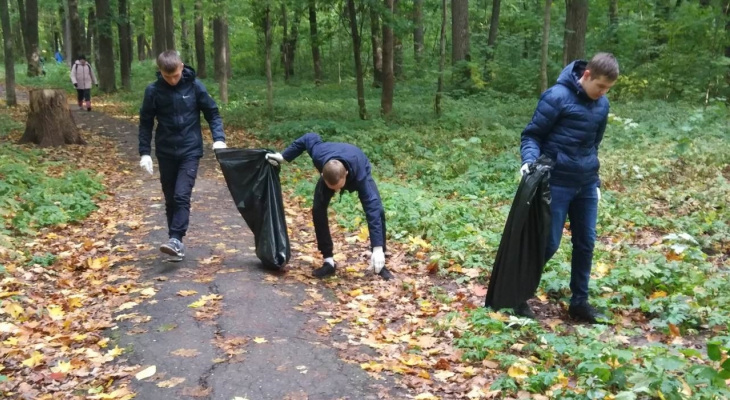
485, 155, 554, 310
215, 148, 290, 269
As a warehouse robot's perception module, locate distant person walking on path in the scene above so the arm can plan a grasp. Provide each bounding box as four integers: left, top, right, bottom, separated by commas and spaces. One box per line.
54, 50, 63, 63
138, 50, 227, 259
517, 53, 619, 323
266, 133, 393, 280
70, 55, 97, 111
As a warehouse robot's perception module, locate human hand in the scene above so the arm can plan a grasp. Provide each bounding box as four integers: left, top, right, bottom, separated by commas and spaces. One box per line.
520, 163, 530, 177
73, 83, 77, 88
212, 141, 227, 150
139, 155, 153, 175
370, 246, 385, 274
265, 152, 285, 166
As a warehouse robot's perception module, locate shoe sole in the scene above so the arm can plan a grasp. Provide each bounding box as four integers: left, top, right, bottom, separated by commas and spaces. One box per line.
160, 244, 184, 258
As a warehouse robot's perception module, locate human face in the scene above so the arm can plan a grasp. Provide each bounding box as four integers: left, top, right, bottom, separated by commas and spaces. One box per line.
579, 70, 616, 100
324, 175, 347, 192
161, 63, 184, 86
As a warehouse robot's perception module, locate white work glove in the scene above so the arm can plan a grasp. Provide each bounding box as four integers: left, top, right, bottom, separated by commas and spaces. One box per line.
520, 163, 530, 177
370, 246, 385, 274
597, 187, 601, 201
265, 152, 285, 166
212, 141, 227, 150
139, 155, 153, 175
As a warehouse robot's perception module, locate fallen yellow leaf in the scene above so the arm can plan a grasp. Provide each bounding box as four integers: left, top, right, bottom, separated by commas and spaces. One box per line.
135, 365, 156, 380
253, 337, 268, 344
157, 377, 185, 388
177, 290, 198, 297
22, 351, 44, 368
51, 360, 72, 373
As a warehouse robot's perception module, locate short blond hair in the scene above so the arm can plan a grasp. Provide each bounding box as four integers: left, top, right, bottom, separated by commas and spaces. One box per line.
322, 160, 347, 186
157, 50, 182, 73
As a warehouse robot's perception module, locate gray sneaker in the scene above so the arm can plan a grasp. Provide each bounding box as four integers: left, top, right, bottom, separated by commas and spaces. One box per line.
160, 238, 185, 258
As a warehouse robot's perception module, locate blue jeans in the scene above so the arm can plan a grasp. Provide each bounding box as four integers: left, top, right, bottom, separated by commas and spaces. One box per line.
545, 183, 599, 305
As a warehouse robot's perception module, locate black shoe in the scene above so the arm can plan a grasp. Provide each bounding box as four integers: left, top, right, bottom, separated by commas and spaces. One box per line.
87, 107, 91, 112
513, 302, 536, 319
568, 302, 608, 324
160, 238, 185, 258
378, 266, 394, 281
313, 262, 336, 279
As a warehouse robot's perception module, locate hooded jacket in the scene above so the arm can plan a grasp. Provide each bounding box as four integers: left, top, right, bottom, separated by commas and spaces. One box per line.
138, 65, 225, 159
520, 61, 610, 187
70, 61, 97, 90
281, 133, 385, 248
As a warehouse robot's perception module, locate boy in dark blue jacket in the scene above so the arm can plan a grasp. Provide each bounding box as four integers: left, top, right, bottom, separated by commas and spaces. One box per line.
518, 53, 619, 323
267, 133, 393, 280
138, 50, 227, 258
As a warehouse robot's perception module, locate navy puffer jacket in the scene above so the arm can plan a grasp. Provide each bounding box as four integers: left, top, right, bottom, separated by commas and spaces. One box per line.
138, 65, 225, 159
520, 61, 609, 187
281, 133, 385, 248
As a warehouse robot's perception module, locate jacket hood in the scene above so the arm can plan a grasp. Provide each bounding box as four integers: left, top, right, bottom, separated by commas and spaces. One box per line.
556, 60, 592, 101
155, 64, 197, 86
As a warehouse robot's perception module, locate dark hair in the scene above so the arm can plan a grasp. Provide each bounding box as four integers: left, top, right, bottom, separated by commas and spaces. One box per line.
77, 54, 86, 60
322, 160, 347, 186
156, 50, 182, 73
587, 53, 619, 81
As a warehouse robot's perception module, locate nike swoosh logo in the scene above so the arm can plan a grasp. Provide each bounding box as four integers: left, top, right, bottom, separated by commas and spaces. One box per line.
182, 95, 190, 98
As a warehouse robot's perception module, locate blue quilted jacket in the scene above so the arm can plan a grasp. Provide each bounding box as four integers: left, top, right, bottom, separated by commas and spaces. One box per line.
520, 61, 609, 187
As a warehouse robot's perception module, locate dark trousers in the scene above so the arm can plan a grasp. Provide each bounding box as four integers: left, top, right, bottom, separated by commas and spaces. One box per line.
545, 183, 599, 305
76, 89, 90, 104
158, 157, 200, 241
312, 177, 386, 259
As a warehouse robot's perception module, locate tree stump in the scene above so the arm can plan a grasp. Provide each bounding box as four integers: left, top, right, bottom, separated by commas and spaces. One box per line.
18, 89, 85, 147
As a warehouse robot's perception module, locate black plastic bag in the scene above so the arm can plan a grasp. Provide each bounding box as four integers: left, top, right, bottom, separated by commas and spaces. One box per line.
485, 155, 554, 310
215, 149, 291, 269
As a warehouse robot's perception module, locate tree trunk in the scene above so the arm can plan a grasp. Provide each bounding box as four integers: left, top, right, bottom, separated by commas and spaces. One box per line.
413, 0, 424, 66
563, 0, 588, 66
281, 4, 301, 80
347, 0, 367, 120
180, 2, 191, 63
487, 0, 500, 48
308, 0, 322, 83
213, 16, 224, 81
67, 0, 83, 59
724, 1, 729, 86
452, 0, 470, 64
164, 0, 174, 50
281, 3, 290, 81
369, 3, 382, 87
381, 0, 395, 116
19, 90, 84, 146
540, 0, 552, 93
194, 0, 206, 78
21, 0, 41, 76
608, 0, 618, 47
264, 5, 273, 114
393, 0, 403, 79
0, 0, 17, 106
118, 0, 132, 90
16, 0, 29, 58
85, 10, 91, 60
152, 0, 166, 56
94, 0, 115, 92
434, 0, 446, 116
91, 8, 100, 65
